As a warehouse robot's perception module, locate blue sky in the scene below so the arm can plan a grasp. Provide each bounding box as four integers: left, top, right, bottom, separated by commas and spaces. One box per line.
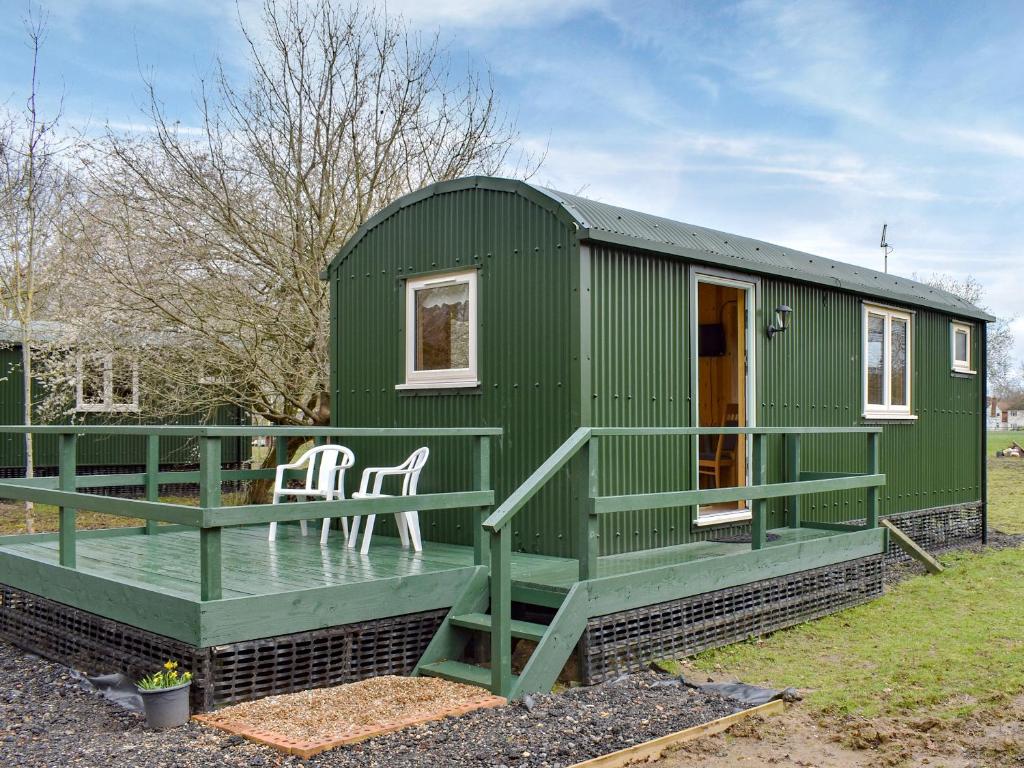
3, 0, 1024, 359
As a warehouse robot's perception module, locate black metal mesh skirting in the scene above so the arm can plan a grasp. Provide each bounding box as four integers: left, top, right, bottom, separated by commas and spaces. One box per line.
839, 504, 982, 565
0, 585, 446, 711
579, 555, 884, 684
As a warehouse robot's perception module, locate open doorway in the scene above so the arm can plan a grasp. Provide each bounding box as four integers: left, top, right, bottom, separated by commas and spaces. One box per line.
692, 273, 756, 525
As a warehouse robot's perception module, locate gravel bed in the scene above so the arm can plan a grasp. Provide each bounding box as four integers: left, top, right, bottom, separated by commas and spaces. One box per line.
0, 639, 743, 767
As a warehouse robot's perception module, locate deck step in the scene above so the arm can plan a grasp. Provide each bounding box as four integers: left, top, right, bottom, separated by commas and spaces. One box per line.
419, 660, 515, 690
449, 613, 549, 642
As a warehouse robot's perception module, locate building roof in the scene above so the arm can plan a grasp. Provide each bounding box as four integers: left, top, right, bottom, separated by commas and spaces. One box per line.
330, 176, 994, 322
0, 319, 66, 345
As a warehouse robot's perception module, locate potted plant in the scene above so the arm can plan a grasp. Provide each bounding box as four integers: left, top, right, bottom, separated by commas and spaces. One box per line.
137, 660, 193, 729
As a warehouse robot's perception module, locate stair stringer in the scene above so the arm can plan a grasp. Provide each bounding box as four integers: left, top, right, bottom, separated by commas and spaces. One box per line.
508, 582, 589, 700
412, 566, 490, 676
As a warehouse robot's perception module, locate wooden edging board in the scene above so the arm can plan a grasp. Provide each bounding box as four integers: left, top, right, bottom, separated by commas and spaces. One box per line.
567, 699, 785, 768
880, 520, 944, 574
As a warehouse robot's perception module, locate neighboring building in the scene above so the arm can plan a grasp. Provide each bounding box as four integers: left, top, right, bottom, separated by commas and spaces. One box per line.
0, 321, 249, 481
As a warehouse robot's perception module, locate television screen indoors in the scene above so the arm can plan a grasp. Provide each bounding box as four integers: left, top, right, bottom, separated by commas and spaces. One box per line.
699, 324, 727, 357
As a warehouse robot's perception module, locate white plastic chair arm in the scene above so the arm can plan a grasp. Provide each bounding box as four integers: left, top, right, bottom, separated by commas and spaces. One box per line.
357, 466, 411, 495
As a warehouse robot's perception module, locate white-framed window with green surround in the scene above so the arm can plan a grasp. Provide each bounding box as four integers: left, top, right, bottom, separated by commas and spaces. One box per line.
398, 268, 478, 389
862, 304, 915, 419
951, 321, 975, 374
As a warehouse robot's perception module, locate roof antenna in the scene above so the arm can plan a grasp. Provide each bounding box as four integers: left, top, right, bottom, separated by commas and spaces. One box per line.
879, 223, 893, 274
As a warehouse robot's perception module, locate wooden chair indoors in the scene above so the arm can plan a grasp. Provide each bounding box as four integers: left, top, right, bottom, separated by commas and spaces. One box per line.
698, 403, 739, 488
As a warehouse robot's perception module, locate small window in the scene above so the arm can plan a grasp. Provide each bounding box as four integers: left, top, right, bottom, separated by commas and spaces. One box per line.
863, 305, 913, 418
76, 354, 139, 412
400, 269, 478, 389
951, 322, 975, 374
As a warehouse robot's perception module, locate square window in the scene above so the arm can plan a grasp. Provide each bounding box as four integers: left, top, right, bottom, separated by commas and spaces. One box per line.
76, 354, 139, 412
863, 305, 914, 418
951, 322, 974, 374
401, 270, 478, 389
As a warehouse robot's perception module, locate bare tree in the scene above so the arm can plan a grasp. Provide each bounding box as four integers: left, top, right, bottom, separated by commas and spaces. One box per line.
920, 273, 1016, 395
56, 0, 536, 498
0, 10, 71, 532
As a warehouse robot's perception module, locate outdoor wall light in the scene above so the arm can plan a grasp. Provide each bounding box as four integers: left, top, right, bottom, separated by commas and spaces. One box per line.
767, 304, 793, 339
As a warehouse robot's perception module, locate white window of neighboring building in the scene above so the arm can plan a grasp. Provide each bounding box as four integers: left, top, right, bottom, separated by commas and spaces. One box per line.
951, 322, 975, 374
398, 269, 478, 389
76, 353, 139, 412
863, 304, 914, 419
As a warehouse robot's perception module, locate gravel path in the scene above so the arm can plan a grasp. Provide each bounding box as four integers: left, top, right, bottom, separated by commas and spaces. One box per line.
0, 640, 743, 767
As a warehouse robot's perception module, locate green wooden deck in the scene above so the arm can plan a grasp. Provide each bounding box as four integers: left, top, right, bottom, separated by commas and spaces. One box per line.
0, 523, 878, 647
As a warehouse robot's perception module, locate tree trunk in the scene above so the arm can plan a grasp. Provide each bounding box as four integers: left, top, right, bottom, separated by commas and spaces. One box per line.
20, 335, 34, 534
244, 434, 309, 505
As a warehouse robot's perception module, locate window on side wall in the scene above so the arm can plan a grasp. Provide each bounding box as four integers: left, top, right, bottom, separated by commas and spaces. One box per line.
951, 322, 975, 374
399, 269, 478, 389
76, 353, 140, 412
863, 304, 914, 419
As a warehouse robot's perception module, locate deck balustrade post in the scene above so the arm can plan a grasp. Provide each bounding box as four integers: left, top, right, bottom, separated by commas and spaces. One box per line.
199, 436, 223, 601
58, 432, 77, 568
786, 434, 801, 529
751, 432, 767, 550
472, 436, 492, 567
489, 526, 512, 697
577, 436, 599, 581
145, 434, 160, 534
866, 432, 880, 529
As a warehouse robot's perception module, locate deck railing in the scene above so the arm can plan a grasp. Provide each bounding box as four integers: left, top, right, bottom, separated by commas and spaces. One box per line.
481, 425, 885, 695
0, 425, 500, 601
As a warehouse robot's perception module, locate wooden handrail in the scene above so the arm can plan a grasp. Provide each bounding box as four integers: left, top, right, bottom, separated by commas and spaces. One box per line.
0, 425, 503, 437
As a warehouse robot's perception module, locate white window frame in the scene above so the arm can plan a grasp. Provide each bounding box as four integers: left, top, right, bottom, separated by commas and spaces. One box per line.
397, 269, 479, 390
862, 304, 915, 420
75, 353, 140, 413
951, 322, 975, 374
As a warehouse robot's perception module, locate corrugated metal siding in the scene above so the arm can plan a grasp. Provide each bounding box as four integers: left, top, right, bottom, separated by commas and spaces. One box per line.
758, 278, 982, 525
331, 186, 580, 555
0, 346, 250, 470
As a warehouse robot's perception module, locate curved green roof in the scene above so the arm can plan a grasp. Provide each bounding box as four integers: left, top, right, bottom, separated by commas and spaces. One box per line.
330, 176, 993, 321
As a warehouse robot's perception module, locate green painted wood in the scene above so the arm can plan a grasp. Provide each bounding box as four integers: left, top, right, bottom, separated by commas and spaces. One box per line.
508, 582, 588, 699
751, 433, 766, 550
590, 426, 883, 436
577, 437, 599, 580
490, 527, 512, 696
412, 568, 490, 676
867, 432, 880, 529
197, 565, 483, 646
786, 434, 801, 529
881, 519, 944, 573
585, 527, 886, 616
472, 435, 491, 567
0, 425, 503, 437
594, 473, 886, 514
0, 482, 204, 525
203, 491, 495, 528
450, 612, 548, 642
199, 436, 222, 601
483, 428, 591, 533
58, 434, 77, 568
510, 583, 570, 608
420, 660, 515, 689
145, 434, 159, 535
0, 547, 201, 644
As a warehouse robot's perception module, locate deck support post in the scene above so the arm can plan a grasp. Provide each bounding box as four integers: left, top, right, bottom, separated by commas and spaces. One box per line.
751, 433, 766, 550
473, 436, 492, 567
58, 432, 77, 568
577, 436, 599, 581
489, 526, 512, 697
786, 434, 801, 528
199, 436, 223, 601
866, 432, 880, 529
145, 434, 159, 535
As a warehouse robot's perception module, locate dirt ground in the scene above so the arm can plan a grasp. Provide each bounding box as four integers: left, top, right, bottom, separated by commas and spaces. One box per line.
659, 696, 1024, 768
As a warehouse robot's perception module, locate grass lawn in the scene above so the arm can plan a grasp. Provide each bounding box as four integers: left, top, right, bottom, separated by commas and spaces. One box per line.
674, 436, 1024, 726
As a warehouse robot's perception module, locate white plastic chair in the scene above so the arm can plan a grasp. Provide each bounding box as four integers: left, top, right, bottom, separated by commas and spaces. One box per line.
348, 447, 430, 555
268, 444, 355, 545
